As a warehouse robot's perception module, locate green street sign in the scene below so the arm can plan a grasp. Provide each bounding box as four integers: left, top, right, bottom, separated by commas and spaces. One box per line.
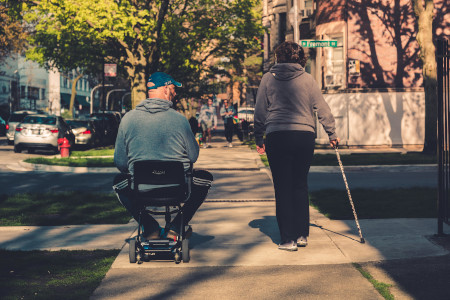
300, 40, 338, 48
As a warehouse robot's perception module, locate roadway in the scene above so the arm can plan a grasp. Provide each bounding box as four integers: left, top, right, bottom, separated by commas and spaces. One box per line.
0, 136, 438, 196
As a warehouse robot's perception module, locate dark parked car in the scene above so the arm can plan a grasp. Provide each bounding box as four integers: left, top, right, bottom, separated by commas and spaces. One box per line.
66, 119, 101, 148
89, 112, 120, 145
6, 110, 42, 145
14, 114, 75, 154
0, 116, 6, 136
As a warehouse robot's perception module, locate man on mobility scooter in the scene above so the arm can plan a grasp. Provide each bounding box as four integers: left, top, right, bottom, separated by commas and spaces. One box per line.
113, 72, 213, 263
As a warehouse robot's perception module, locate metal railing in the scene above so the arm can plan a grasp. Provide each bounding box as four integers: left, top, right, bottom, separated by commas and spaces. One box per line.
437, 38, 450, 235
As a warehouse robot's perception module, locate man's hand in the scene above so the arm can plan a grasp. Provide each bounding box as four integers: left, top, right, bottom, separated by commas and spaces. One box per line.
330, 138, 340, 148
256, 144, 266, 155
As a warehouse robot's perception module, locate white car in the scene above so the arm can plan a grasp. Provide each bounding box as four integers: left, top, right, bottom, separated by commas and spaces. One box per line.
237, 107, 255, 123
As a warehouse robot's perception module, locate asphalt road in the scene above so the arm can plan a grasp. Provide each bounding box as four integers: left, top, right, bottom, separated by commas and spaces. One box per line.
0, 136, 438, 195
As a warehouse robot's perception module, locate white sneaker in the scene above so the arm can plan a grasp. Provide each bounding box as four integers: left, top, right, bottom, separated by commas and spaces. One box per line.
202, 144, 207, 149
278, 240, 298, 251
228, 142, 233, 148
297, 236, 308, 247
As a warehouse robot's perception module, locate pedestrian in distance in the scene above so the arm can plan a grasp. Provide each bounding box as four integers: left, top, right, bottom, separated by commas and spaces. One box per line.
220, 99, 237, 147
254, 41, 339, 251
113, 71, 213, 240
198, 98, 217, 148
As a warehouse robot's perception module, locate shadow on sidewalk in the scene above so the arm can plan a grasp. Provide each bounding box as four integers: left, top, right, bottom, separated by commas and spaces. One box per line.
248, 216, 279, 244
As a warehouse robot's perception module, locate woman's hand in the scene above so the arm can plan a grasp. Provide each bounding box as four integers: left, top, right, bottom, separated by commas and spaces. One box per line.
256, 144, 266, 155
330, 138, 340, 148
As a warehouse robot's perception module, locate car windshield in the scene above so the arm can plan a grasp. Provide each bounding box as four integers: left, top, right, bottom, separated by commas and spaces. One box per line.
22, 116, 56, 125
66, 120, 88, 128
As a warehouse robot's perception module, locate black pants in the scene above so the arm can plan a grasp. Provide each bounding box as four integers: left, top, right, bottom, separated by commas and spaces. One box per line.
113, 169, 213, 236
265, 131, 315, 243
224, 120, 234, 143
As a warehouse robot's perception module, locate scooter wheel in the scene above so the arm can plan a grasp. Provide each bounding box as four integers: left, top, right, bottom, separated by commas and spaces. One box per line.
182, 239, 190, 263
129, 238, 137, 263
174, 252, 181, 264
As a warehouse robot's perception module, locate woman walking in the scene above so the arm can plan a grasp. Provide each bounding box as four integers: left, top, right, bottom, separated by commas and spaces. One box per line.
254, 41, 339, 251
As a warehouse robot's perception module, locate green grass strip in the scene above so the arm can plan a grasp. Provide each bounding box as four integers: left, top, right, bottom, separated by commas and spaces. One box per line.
258, 152, 436, 167
71, 148, 115, 157
0, 249, 119, 300
353, 263, 394, 300
24, 157, 115, 167
0, 191, 129, 226
309, 188, 437, 219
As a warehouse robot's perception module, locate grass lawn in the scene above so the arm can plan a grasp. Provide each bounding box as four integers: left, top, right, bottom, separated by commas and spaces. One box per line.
24, 156, 115, 167
0, 249, 119, 300
0, 192, 129, 226
71, 147, 115, 157
309, 188, 437, 219
258, 152, 436, 167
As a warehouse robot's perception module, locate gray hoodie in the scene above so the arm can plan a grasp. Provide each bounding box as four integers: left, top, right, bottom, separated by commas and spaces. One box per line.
254, 63, 337, 146
114, 98, 199, 175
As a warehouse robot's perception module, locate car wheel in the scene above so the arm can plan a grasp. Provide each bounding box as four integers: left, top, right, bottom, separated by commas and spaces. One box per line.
14, 146, 21, 153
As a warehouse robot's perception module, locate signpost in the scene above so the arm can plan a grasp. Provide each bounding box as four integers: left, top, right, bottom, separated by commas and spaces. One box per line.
300, 40, 337, 48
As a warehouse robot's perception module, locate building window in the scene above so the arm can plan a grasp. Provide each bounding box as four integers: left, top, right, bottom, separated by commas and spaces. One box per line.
324, 36, 345, 88
28, 86, 40, 100
41, 88, 46, 99
304, 0, 313, 17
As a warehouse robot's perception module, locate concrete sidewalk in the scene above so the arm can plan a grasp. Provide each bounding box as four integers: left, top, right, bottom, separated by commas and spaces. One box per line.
1, 136, 449, 299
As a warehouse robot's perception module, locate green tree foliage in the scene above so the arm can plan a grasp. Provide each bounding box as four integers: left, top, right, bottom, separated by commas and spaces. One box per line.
24, 0, 263, 110
0, 3, 28, 62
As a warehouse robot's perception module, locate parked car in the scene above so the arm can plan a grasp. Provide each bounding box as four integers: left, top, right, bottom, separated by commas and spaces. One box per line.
89, 112, 120, 145
66, 119, 101, 148
6, 110, 41, 145
14, 114, 75, 154
100, 110, 122, 125
237, 107, 255, 124
0, 116, 6, 136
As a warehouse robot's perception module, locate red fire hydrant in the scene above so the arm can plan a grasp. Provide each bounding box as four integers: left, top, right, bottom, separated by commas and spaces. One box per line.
58, 137, 71, 158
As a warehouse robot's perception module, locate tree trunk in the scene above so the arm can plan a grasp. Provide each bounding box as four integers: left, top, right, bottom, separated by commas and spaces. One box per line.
125, 43, 148, 109
69, 73, 83, 118
413, 0, 437, 154
131, 73, 147, 108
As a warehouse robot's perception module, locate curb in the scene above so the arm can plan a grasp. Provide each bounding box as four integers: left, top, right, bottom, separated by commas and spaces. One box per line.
18, 161, 118, 173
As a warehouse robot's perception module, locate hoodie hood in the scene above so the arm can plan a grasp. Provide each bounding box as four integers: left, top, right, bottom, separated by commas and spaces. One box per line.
136, 98, 173, 114
269, 63, 305, 81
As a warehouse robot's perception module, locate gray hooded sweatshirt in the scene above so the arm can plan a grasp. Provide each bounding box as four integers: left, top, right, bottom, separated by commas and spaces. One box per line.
114, 98, 199, 175
254, 63, 337, 146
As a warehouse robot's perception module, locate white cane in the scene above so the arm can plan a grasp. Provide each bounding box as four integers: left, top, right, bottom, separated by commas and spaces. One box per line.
335, 146, 365, 244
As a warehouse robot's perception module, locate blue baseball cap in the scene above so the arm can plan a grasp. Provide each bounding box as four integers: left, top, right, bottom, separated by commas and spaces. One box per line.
147, 72, 182, 90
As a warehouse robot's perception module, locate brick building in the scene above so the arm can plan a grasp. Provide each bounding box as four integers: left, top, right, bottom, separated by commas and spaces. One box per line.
262, 0, 449, 147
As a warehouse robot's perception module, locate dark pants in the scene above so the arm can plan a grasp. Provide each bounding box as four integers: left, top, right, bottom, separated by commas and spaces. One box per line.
265, 131, 315, 243
113, 169, 213, 236
224, 120, 234, 143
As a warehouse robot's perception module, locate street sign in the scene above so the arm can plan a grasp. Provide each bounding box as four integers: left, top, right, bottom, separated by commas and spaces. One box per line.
300, 40, 338, 48
104, 64, 117, 77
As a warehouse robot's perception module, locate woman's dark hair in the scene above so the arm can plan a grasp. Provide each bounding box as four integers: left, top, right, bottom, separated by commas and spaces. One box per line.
274, 41, 307, 67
